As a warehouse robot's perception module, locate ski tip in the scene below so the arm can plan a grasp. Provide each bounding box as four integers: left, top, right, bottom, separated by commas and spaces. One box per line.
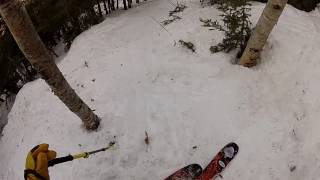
224, 142, 239, 158
226, 142, 239, 150
164, 164, 203, 180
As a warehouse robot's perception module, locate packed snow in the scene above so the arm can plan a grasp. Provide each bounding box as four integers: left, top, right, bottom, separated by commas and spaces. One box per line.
1, 0, 320, 179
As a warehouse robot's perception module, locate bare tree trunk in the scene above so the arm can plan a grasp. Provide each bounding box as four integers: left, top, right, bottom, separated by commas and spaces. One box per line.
103, 0, 109, 14
107, 0, 112, 12
136, 0, 139, 4
123, 0, 127, 10
96, 0, 103, 17
128, 0, 132, 8
0, 0, 100, 130
239, 0, 288, 67
110, 0, 115, 10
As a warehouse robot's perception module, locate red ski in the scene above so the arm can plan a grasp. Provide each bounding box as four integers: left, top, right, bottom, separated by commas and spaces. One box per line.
165, 164, 203, 180
196, 142, 239, 180
164, 142, 239, 180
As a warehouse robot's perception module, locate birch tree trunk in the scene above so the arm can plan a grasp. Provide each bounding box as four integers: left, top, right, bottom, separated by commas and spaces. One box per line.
239, 0, 288, 67
0, 0, 100, 130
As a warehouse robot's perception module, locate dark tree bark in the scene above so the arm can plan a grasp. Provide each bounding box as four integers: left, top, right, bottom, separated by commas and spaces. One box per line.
123, 0, 127, 10
110, 0, 115, 10
96, 0, 103, 16
103, 0, 108, 14
107, 0, 112, 12
128, 0, 132, 8
0, 0, 100, 130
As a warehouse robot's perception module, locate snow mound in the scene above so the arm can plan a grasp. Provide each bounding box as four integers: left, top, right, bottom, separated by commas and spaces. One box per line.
1, 0, 320, 179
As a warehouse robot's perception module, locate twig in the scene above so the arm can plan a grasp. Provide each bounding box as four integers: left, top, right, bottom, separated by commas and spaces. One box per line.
144, 131, 150, 145
179, 40, 196, 52
150, 16, 172, 36
161, 15, 181, 26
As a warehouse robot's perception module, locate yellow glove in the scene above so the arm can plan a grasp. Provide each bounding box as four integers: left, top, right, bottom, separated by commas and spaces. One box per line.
25, 144, 57, 180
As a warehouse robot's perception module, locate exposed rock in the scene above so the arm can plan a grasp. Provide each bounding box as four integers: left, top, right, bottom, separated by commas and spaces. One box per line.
252, 0, 320, 12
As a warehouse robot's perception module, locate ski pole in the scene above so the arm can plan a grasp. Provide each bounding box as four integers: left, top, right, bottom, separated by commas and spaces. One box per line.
48, 141, 116, 167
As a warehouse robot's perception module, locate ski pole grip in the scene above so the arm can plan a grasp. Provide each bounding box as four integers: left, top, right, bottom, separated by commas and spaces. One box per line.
48, 155, 74, 167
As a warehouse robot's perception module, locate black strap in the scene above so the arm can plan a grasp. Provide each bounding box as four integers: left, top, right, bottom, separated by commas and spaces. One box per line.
30, 145, 40, 153
48, 155, 74, 167
24, 169, 47, 180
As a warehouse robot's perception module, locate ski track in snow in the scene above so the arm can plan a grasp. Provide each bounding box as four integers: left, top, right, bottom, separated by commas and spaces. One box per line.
1, 0, 320, 179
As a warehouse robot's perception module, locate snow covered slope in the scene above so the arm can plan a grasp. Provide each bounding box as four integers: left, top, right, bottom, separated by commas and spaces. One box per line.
1, 0, 320, 179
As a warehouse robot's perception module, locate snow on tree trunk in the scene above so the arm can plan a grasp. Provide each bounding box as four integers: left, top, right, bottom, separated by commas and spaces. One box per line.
239, 0, 288, 67
0, 0, 100, 130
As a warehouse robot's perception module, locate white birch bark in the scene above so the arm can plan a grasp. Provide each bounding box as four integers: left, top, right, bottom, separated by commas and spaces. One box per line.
239, 0, 288, 67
